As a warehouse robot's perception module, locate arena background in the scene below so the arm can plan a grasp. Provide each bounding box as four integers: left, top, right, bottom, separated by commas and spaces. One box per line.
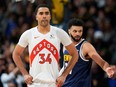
0, 0, 116, 87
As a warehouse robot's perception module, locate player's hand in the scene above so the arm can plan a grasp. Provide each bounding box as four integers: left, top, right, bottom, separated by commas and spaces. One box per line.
105, 66, 116, 79
56, 75, 66, 86
24, 74, 33, 85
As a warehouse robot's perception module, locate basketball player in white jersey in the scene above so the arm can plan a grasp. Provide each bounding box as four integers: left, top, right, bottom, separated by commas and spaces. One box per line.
12, 4, 78, 87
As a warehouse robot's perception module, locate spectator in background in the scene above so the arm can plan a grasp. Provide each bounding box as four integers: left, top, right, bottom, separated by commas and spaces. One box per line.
0, 57, 6, 87
8, 80, 17, 87
1, 63, 24, 87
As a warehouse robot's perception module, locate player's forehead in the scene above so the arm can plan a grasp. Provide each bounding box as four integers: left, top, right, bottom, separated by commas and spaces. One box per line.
37, 7, 50, 13
70, 26, 83, 30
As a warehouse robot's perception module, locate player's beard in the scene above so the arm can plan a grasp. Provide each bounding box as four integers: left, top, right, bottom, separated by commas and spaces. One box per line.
40, 20, 49, 27
70, 34, 82, 42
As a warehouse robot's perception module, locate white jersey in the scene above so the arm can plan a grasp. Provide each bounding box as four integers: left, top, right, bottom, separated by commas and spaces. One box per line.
18, 25, 72, 84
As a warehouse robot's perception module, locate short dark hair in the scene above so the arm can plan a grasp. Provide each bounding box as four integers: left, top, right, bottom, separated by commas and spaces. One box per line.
35, 4, 51, 15
68, 18, 84, 29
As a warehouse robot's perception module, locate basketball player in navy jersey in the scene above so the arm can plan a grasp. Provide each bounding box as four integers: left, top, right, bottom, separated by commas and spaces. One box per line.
60, 18, 115, 87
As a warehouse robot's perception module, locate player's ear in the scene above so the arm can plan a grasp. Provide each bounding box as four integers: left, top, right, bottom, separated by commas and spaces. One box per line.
35, 15, 37, 20
36, 14, 38, 20
50, 13, 51, 19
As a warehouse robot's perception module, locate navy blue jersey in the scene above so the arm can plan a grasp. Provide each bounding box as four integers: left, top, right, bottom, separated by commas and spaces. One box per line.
62, 39, 92, 87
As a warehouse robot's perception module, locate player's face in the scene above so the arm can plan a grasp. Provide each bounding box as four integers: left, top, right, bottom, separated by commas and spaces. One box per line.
68, 26, 83, 42
36, 7, 51, 27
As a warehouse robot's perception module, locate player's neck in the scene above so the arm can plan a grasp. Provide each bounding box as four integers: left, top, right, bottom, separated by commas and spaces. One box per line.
37, 25, 50, 34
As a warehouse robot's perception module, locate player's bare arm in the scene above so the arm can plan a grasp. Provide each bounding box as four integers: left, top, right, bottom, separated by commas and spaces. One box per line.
13, 45, 33, 84
63, 43, 78, 76
56, 43, 78, 86
82, 42, 115, 78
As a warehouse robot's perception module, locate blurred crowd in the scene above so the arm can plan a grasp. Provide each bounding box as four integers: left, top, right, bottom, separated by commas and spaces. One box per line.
0, 0, 116, 87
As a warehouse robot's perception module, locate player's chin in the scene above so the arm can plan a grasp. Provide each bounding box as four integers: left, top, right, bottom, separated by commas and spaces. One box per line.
75, 39, 80, 42
42, 23, 48, 27
75, 37, 81, 41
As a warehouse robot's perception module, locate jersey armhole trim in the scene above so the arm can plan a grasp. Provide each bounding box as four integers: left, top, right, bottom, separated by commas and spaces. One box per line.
79, 41, 89, 61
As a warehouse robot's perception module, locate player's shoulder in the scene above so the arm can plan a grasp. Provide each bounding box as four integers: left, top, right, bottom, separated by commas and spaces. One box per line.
50, 25, 64, 32
83, 40, 90, 45
24, 26, 37, 33
21, 26, 37, 36
50, 25, 67, 37
82, 40, 94, 49
29, 26, 37, 32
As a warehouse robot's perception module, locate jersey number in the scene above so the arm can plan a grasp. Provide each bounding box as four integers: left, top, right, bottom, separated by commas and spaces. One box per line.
39, 53, 52, 64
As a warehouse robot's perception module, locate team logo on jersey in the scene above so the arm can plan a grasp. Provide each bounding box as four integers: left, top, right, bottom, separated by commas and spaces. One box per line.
34, 36, 40, 39
30, 39, 59, 66
50, 34, 55, 39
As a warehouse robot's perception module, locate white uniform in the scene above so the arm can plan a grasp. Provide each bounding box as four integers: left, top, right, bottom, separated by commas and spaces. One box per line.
18, 25, 72, 87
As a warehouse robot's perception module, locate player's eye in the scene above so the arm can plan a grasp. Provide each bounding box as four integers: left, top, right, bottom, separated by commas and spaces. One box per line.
73, 30, 77, 33
45, 12, 49, 15
39, 12, 43, 15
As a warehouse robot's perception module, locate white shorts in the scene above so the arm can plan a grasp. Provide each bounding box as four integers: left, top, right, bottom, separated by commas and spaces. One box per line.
27, 82, 58, 87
